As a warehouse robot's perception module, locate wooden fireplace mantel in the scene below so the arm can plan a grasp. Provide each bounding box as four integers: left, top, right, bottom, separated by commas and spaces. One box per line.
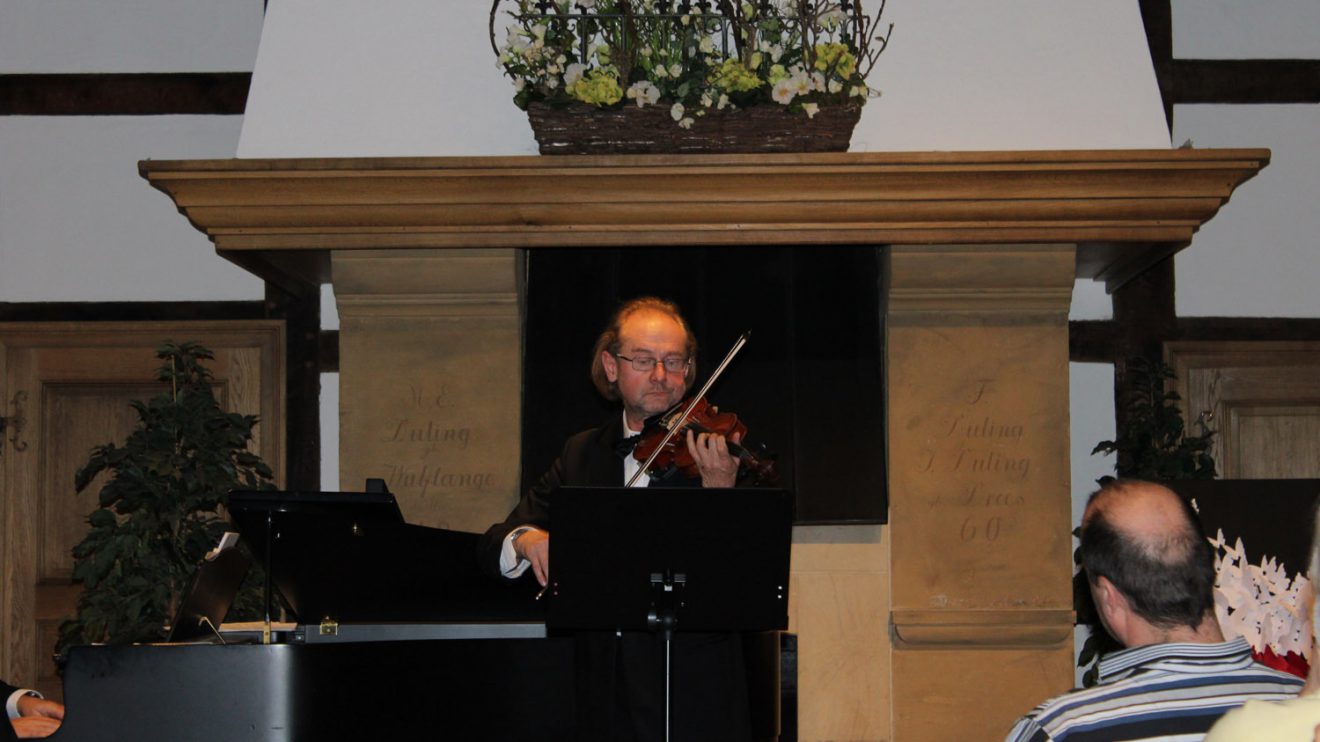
139, 148, 1269, 292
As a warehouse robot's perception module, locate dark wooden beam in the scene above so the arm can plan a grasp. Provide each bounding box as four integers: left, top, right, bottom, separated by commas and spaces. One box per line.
1109, 257, 1177, 434
1170, 59, 1320, 104
1069, 316, 1320, 363
264, 285, 322, 492
1138, 0, 1174, 130
0, 300, 264, 322
1069, 319, 1118, 364
319, 330, 340, 373
1174, 316, 1320, 342
0, 73, 249, 116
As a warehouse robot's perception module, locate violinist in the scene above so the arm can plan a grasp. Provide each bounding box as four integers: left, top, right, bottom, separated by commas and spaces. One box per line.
479, 295, 755, 742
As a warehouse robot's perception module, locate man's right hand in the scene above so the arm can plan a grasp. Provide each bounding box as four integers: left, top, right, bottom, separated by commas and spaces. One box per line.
513, 528, 550, 587
12, 716, 61, 739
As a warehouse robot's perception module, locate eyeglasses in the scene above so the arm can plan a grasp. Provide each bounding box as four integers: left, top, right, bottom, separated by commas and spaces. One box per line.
615, 354, 691, 373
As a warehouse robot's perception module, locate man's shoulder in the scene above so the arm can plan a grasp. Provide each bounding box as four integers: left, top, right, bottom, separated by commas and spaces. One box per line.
1006, 645, 1303, 742
562, 418, 619, 452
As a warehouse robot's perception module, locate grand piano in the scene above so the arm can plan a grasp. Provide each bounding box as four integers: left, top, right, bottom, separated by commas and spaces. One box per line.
51, 489, 790, 741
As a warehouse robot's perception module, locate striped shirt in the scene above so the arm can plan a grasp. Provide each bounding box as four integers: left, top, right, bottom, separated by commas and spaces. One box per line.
1005, 637, 1304, 741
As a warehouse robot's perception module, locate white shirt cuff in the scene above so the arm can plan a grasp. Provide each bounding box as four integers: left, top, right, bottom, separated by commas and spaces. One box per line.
7, 688, 40, 720
499, 527, 534, 578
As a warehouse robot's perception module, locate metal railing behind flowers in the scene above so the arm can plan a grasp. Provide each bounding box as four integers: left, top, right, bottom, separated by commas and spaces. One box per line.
489, 0, 890, 105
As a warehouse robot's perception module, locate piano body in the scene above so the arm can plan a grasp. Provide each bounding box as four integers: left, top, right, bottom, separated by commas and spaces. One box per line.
49, 491, 788, 740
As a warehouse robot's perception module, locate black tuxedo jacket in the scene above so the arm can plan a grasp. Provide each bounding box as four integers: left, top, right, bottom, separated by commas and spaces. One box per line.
479, 416, 697, 577
0, 682, 21, 742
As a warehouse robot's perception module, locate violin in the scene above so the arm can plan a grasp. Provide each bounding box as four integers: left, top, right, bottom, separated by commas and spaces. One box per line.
626, 331, 777, 486
633, 397, 777, 484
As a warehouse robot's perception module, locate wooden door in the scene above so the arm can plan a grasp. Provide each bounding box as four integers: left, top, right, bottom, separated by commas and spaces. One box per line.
0, 322, 284, 699
1166, 341, 1320, 479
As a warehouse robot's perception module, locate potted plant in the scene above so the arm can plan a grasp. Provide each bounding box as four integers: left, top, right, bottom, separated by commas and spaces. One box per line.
489, 0, 891, 153
57, 342, 274, 650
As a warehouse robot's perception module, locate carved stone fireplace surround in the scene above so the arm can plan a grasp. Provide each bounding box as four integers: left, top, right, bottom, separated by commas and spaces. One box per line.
141, 149, 1268, 741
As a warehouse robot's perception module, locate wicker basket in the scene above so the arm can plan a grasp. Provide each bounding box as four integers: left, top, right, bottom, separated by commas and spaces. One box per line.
525, 101, 863, 155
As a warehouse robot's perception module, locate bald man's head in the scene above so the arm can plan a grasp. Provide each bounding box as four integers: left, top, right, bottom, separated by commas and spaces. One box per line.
1080, 480, 1217, 632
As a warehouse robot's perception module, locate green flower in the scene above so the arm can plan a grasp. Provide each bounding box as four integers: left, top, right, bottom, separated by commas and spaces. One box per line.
814, 42, 857, 78
569, 68, 624, 106
708, 59, 762, 93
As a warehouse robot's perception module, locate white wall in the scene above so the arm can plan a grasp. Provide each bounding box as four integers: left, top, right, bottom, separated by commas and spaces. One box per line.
0, 116, 260, 302
1172, 105, 1320, 318
1172, 0, 1320, 59
0, 0, 264, 73
237, 0, 1169, 157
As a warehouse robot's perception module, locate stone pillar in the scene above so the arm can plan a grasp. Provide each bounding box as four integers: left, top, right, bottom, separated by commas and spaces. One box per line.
886, 244, 1076, 741
333, 248, 523, 533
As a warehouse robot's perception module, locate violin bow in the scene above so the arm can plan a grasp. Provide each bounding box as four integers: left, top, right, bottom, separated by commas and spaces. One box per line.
626, 330, 751, 487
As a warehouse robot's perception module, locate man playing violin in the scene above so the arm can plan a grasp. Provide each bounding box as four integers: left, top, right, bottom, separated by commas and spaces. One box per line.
480, 295, 753, 742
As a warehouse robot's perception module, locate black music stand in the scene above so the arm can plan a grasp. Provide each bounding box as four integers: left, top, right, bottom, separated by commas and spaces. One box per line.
165, 538, 251, 643
546, 486, 793, 741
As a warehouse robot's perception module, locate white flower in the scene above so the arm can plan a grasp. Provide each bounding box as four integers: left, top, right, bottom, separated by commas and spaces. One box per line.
670, 102, 686, 121
564, 62, 587, 87
828, 79, 843, 94
699, 36, 715, 54
771, 79, 795, 104
700, 92, 713, 107
505, 26, 528, 54
811, 71, 826, 92
546, 76, 560, 89
717, 93, 729, 110
790, 72, 811, 97
514, 78, 527, 92
669, 63, 682, 78
626, 80, 660, 107
749, 52, 763, 69
849, 84, 868, 98
531, 24, 547, 41
802, 102, 819, 119
1211, 533, 1312, 660
653, 64, 668, 79
680, 14, 691, 25
640, 46, 653, 57
770, 44, 784, 63
678, 116, 694, 129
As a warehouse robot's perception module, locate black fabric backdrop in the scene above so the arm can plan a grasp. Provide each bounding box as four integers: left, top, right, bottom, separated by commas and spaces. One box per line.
521, 245, 888, 523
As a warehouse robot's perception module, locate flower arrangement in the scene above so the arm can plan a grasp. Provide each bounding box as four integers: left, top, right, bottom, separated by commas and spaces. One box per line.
488, 0, 890, 152
1210, 528, 1311, 679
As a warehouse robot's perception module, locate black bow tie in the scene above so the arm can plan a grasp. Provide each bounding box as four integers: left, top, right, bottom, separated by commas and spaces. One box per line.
614, 433, 641, 457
